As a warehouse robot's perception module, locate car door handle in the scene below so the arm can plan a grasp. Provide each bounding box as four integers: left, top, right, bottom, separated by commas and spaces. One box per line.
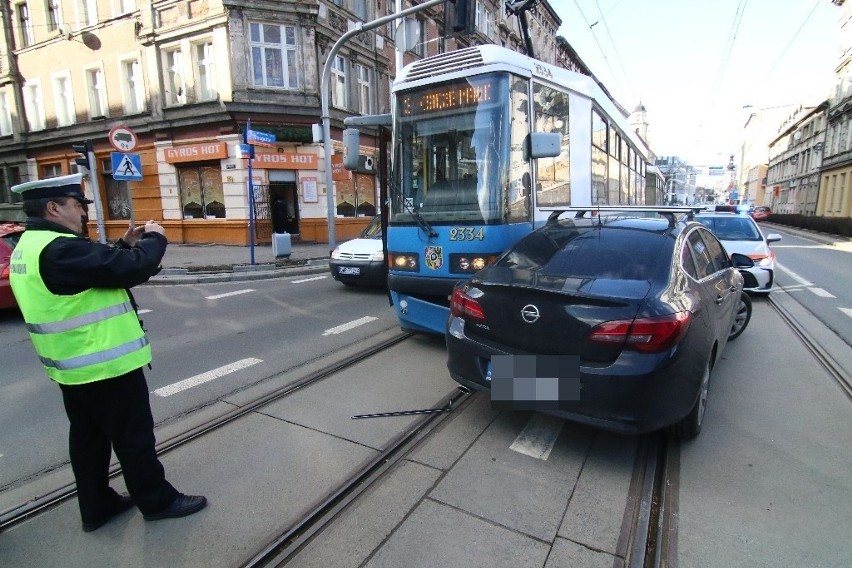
730, 286, 738, 293
715, 295, 724, 305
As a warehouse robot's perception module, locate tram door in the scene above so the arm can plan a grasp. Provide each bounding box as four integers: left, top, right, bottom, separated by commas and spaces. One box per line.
269, 170, 299, 235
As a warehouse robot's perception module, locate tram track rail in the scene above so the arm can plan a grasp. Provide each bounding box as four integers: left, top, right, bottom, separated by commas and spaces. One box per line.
768, 294, 852, 401
0, 330, 415, 532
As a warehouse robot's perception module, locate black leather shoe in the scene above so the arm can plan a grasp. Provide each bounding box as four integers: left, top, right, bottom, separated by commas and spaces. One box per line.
82, 494, 135, 532
143, 494, 207, 521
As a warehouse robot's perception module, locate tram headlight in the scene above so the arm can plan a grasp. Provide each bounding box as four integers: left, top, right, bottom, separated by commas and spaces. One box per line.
389, 253, 419, 272
450, 253, 498, 274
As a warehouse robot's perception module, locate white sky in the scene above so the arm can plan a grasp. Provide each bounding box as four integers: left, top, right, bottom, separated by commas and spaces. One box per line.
552, 0, 839, 165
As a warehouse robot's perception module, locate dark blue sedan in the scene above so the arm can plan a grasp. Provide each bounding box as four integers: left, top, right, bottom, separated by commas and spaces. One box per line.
446, 207, 751, 439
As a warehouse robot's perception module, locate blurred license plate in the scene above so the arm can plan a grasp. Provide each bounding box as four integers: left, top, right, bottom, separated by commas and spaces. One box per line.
338, 266, 360, 275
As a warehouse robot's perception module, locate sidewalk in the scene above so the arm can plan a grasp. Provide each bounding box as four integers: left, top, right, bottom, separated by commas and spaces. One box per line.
152, 240, 332, 284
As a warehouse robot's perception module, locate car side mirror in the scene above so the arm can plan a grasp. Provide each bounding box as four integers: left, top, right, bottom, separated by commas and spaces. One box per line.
765, 234, 782, 243
731, 253, 754, 269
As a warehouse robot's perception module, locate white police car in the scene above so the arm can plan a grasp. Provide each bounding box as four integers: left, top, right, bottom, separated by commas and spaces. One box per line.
329, 216, 386, 287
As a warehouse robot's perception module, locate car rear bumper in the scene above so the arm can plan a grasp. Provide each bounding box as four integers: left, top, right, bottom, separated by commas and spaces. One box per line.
445, 317, 705, 434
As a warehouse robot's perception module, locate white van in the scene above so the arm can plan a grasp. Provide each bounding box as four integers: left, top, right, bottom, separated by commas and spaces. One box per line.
329, 216, 386, 286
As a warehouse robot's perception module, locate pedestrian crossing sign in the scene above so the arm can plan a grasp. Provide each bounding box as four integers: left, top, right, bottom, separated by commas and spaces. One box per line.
111, 152, 143, 181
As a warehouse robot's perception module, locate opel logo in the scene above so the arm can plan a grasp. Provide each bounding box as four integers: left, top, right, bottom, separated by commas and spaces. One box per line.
521, 304, 540, 323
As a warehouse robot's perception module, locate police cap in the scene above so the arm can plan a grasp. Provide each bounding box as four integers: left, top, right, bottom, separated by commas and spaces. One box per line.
11, 173, 93, 204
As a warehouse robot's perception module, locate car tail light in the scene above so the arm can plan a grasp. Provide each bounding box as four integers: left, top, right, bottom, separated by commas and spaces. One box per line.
450, 287, 485, 321
588, 312, 692, 353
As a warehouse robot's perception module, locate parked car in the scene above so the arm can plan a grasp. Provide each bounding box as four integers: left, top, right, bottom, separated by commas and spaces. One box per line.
751, 206, 771, 221
446, 208, 752, 439
1, 222, 25, 310
329, 215, 386, 287
695, 212, 780, 294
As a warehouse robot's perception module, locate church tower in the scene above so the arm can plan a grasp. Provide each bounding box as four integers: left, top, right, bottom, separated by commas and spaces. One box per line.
629, 102, 649, 142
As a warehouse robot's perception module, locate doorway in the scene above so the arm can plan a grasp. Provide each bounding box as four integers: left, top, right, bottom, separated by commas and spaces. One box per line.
270, 182, 299, 234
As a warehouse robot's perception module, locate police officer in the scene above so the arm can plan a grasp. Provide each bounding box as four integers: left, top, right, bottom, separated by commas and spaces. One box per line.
9, 173, 206, 532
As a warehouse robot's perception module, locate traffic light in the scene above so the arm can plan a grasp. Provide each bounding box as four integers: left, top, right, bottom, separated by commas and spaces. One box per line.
72, 140, 91, 171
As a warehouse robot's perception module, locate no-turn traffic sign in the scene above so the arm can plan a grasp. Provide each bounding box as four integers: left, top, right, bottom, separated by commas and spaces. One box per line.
108, 125, 138, 153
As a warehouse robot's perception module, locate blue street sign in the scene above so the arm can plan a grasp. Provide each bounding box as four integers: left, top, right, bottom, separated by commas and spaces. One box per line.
247, 129, 276, 147
239, 143, 255, 158
111, 152, 143, 181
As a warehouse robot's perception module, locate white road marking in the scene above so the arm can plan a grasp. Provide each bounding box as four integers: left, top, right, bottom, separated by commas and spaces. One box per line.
509, 413, 564, 461
774, 262, 813, 287
137, 309, 152, 315
153, 358, 263, 397
839, 308, 852, 319
292, 276, 327, 284
321, 316, 378, 336
205, 289, 255, 300
808, 287, 836, 298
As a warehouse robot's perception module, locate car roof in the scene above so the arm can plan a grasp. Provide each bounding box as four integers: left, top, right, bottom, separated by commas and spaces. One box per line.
0, 222, 25, 238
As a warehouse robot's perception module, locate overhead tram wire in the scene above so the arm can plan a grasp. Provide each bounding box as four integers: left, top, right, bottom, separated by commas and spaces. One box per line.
593, 0, 636, 104
570, 0, 629, 103
756, 0, 822, 91
708, 0, 749, 110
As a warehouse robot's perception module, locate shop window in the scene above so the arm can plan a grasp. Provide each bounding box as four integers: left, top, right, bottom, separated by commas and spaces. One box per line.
178, 165, 225, 219
101, 158, 132, 220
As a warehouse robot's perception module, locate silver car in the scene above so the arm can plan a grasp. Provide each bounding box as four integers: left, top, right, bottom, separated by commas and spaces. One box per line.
695, 212, 781, 294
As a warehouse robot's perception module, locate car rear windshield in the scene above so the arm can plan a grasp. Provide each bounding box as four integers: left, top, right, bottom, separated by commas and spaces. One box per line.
696, 216, 762, 241
499, 225, 672, 281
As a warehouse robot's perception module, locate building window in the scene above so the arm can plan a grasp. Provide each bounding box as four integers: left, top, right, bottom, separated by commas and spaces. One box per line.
0, 92, 14, 136
85, 67, 108, 118
23, 81, 46, 131
331, 55, 347, 110
356, 64, 371, 115
351, 0, 368, 20
475, 1, 494, 38
163, 48, 186, 105
46, 0, 62, 31
17, 3, 34, 47
114, 0, 135, 16
120, 57, 145, 113
41, 163, 62, 178
250, 23, 298, 89
407, 19, 425, 57
194, 41, 217, 101
52, 71, 76, 126
79, 0, 98, 26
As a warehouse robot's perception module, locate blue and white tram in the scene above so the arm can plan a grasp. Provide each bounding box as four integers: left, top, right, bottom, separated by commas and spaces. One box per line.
387, 45, 651, 334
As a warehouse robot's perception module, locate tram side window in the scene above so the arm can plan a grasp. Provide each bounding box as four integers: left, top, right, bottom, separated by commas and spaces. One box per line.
507, 76, 531, 221
591, 110, 608, 204
608, 129, 620, 204
533, 83, 570, 206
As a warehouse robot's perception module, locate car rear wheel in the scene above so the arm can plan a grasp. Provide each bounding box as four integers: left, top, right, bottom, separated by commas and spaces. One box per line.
728, 293, 752, 341
669, 357, 711, 440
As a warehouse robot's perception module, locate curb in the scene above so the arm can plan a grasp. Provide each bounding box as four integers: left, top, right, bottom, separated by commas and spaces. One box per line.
147, 259, 330, 285
760, 222, 851, 246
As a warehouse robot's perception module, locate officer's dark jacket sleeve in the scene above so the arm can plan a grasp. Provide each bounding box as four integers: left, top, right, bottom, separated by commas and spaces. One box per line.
33, 223, 168, 296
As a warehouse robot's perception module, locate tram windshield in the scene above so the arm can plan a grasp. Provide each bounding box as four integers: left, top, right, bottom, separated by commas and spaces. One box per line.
391, 73, 526, 225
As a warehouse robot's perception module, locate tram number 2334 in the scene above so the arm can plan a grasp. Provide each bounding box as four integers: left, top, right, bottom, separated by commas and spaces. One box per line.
449, 227, 485, 241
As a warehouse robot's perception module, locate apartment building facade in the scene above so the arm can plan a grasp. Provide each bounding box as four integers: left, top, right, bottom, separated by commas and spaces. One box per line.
0, 1, 575, 244
766, 103, 828, 216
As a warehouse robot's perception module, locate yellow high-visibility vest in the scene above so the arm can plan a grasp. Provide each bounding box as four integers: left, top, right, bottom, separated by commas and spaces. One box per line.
10, 230, 151, 385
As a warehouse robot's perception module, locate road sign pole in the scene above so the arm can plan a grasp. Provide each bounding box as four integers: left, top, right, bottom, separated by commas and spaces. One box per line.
85, 149, 107, 244
246, 118, 255, 265
126, 181, 136, 229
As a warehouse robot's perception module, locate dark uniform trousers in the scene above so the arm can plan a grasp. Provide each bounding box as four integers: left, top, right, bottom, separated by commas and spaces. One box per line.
59, 367, 178, 523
